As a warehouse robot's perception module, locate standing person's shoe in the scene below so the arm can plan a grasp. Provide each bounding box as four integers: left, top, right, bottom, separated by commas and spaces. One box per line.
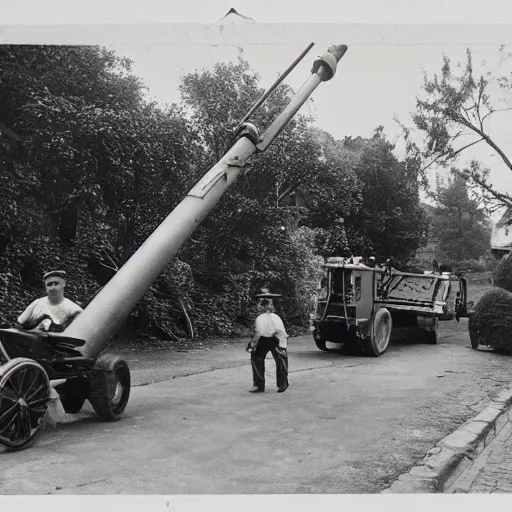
277, 384, 289, 393
249, 386, 264, 393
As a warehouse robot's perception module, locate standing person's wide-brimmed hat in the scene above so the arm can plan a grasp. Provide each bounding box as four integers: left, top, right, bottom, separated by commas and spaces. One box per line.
255, 286, 282, 299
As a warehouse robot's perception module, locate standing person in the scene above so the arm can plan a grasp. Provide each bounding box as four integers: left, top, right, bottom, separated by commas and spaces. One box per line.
246, 291, 289, 393
17, 270, 83, 332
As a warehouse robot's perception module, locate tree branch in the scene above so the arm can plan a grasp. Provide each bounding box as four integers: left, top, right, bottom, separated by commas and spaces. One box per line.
481, 107, 512, 124
476, 84, 484, 132
103, 250, 120, 271
451, 106, 512, 172
420, 138, 484, 173
277, 183, 298, 205
462, 172, 512, 209
179, 299, 194, 339
479, 131, 512, 171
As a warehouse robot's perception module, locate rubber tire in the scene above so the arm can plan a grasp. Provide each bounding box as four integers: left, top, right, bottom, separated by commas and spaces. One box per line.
366, 308, 392, 357
88, 353, 131, 421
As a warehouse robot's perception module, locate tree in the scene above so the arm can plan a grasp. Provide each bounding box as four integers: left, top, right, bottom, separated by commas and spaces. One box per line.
0, 45, 433, 340
404, 47, 512, 211
177, 55, 364, 331
318, 218, 351, 258
0, 45, 199, 337
431, 173, 491, 262
341, 129, 427, 261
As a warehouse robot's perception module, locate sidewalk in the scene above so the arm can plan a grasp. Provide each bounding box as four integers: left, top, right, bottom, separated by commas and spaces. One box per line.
448, 408, 512, 493
382, 385, 512, 493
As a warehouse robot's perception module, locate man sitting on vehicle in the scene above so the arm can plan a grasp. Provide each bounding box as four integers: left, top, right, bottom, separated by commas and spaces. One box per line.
17, 270, 83, 332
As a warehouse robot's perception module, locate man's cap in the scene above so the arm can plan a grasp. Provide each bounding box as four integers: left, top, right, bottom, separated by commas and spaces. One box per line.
43, 270, 67, 281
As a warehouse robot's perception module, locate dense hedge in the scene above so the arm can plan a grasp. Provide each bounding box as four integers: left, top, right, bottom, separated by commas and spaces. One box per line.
469, 287, 512, 353
0, 45, 427, 343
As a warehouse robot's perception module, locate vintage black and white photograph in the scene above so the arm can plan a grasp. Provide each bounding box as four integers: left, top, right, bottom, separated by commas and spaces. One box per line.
2, 0, 512, 506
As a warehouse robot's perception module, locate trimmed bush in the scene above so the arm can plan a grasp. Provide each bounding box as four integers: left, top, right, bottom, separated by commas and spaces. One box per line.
493, 254, 512, 293
469, 287, 512, 353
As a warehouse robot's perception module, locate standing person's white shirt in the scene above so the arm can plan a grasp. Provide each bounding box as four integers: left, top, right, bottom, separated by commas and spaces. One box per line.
253, 311, 288, 348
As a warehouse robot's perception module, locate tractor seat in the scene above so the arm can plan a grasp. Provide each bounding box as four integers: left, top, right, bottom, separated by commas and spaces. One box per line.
43, 333, 86, 357
0, 328, 86, 360
0, 328, 53, 360
44, 332, 86, 347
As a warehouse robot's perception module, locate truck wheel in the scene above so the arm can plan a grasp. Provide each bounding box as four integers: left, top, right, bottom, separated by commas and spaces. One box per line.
366, 308, 392, 357
88, 354, 130, 421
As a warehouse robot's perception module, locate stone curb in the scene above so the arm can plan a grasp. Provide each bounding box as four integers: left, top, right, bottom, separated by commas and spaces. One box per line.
381, 385, 512, 493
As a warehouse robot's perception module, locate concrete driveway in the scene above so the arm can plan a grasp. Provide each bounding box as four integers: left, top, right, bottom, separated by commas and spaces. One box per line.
1, 317, 511, 494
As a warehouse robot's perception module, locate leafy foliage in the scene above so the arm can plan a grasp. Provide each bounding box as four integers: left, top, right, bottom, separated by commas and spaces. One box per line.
431, 174, 492, 262
469, 286, 512, 353
0, 45, 430, 343
0, 45, 198, 336
404, 47, 512, 212
493, 253, 512, 293
340, 130, 428, 261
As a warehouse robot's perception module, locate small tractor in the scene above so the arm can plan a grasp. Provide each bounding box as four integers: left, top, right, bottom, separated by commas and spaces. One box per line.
311, 257, 471, 357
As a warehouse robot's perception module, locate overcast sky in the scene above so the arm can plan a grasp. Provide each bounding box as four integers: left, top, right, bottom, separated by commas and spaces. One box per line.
2, 0, 512, 214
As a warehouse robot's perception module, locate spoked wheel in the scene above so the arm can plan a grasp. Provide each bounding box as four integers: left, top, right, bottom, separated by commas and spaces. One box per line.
89, 353, 131, 421
0, 358, 51, 450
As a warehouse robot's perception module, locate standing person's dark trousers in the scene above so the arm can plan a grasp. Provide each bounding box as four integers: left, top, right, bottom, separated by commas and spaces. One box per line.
250, 336, 289, 392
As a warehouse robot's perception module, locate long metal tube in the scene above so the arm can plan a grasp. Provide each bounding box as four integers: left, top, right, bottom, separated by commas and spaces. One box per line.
65, 44, 348, 358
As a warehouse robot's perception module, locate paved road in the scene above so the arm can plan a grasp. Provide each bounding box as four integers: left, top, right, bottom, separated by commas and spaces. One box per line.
1, 318, 511, 495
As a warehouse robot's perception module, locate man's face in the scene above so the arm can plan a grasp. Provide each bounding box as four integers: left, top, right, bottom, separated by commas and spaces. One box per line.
45, 277, 66, 300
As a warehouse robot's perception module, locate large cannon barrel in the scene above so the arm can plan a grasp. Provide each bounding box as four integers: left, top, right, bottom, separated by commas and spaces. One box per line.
64, 44, 348, 358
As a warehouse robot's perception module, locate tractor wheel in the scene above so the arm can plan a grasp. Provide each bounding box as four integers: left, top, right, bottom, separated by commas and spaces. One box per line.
0, 358, 51, 450
365, 308, 392, 357
54, 377, 89, 414
88, 353, 130, 421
